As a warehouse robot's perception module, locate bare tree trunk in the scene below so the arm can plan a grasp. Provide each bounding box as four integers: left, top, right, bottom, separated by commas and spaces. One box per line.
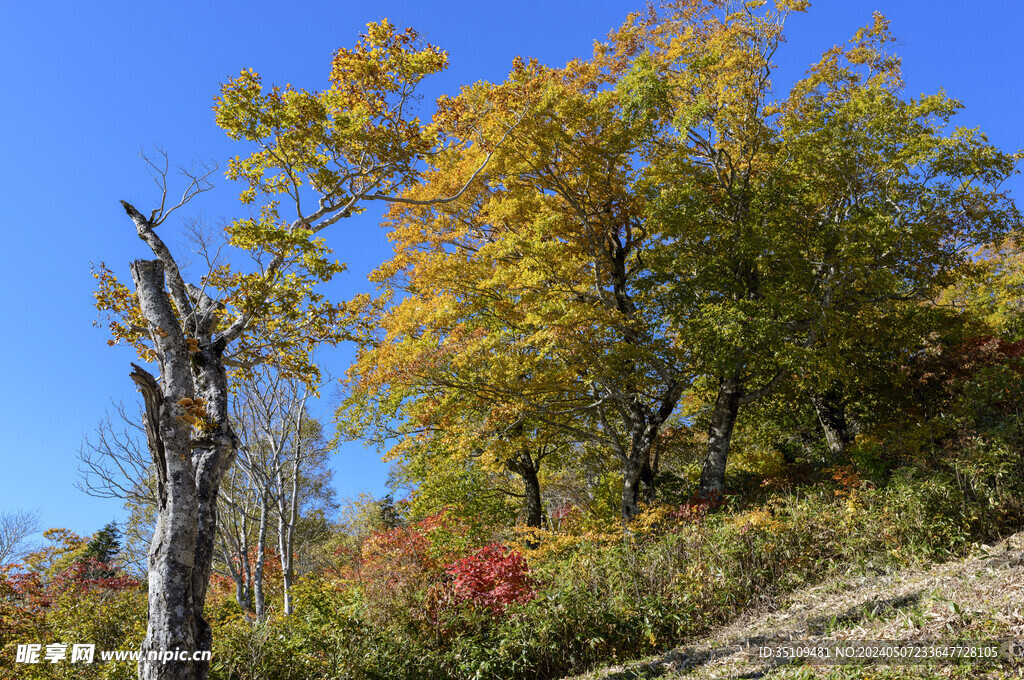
699, 373, 742, 498
130, 256, 238, 680
218, 510, 251, 614
236, 503, 253, 614
253, 495, 269, 622
278, 464, 299, 616
621, 455, 645, 520
276, 394, 305, 617
640, 458, 657, 506
809, 385, 852, 458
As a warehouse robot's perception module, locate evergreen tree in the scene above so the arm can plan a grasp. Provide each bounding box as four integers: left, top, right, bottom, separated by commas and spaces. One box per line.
79, 521, 121, 578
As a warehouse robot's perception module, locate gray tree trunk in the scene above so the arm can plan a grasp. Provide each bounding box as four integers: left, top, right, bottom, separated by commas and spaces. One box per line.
698, 373, 742, 498
253, 495, 269, 622
277, 395, 304, 617
621, 455, 645, 520
129, 254, 237, 680
277, 500, 296, 616
618, 384, 681, 520
276, 455, 299, 616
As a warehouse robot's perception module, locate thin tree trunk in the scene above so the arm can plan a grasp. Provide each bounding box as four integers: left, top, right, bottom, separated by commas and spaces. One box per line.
253, 495, 268, 622
220, 516, 250, 614
239, 512, 252, 614
699, 373, 742, 498
278, 460, 299, 616
277, 388, 305, 616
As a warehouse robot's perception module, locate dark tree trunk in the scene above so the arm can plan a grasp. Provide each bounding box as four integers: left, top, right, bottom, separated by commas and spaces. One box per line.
253, 496, 268, 622
618, 385, 681, 520
522, 464, 543, 529
809, 385, 852, 458
505, 446, 545, 530
621, 456, 645, 520
640, 457, 657, 506
699, 373, 742, 497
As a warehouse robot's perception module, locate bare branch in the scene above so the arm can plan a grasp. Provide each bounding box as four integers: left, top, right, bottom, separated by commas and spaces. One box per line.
0, 509, 40, 566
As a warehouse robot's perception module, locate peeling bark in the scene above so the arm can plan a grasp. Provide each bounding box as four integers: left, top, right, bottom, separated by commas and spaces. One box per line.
129, 255, 237, 680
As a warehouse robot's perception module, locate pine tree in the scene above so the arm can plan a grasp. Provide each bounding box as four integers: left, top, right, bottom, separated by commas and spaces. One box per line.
79, 521, 121, 579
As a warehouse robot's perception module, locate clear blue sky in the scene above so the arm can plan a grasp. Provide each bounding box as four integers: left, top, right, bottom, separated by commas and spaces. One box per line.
0, 1, 1020, 539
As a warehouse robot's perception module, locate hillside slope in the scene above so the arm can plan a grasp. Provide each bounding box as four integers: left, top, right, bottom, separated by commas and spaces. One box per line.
567, 531, 1024, 680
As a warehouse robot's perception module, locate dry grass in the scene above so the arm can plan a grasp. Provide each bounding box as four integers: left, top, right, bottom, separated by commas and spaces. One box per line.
564, 531, 1024, 680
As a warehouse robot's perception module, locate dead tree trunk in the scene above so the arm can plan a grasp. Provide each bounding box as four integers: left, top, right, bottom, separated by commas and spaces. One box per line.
130, 255, 237, 680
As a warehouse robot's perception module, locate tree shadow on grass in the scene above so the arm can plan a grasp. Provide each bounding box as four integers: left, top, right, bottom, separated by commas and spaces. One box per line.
591, 590, 925, 679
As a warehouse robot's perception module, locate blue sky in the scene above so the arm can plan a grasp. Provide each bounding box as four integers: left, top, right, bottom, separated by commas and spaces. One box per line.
0, 1, 1021, 539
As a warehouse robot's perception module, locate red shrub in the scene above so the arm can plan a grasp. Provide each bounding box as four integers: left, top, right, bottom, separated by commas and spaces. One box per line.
445, 545, 535, 614
50, 558, 141, 594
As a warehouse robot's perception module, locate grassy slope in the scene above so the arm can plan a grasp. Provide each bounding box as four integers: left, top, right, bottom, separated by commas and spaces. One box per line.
565, 531, 1024, 680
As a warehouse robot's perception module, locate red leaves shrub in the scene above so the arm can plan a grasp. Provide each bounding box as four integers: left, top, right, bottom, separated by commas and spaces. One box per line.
667, 491, 724, 524
51, 558, 141, 594
356, 512, 467, 630
445, 545, 535, 614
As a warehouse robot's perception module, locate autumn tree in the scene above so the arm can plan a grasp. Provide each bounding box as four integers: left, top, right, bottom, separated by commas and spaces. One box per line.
623, 1, 1021, 496
79, 373, 335, 618
95, 21, 510, 680
345, 43, 698, 520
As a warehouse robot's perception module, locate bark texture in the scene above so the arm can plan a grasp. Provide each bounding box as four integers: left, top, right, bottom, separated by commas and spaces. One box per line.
505, 446, 546, 530
809, 385, 853, 458
698, 373, 742, 498
129, 254, 237, 680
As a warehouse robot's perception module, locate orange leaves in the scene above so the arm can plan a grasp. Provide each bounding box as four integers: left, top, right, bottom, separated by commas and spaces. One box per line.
330, 20, 448, 94
176, 397, 210, 431
91, 261, 153, 362
216, 19, 447, 212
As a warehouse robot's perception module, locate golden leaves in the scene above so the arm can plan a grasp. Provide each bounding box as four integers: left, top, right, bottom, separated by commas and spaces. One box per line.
176, 397, 211, 431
